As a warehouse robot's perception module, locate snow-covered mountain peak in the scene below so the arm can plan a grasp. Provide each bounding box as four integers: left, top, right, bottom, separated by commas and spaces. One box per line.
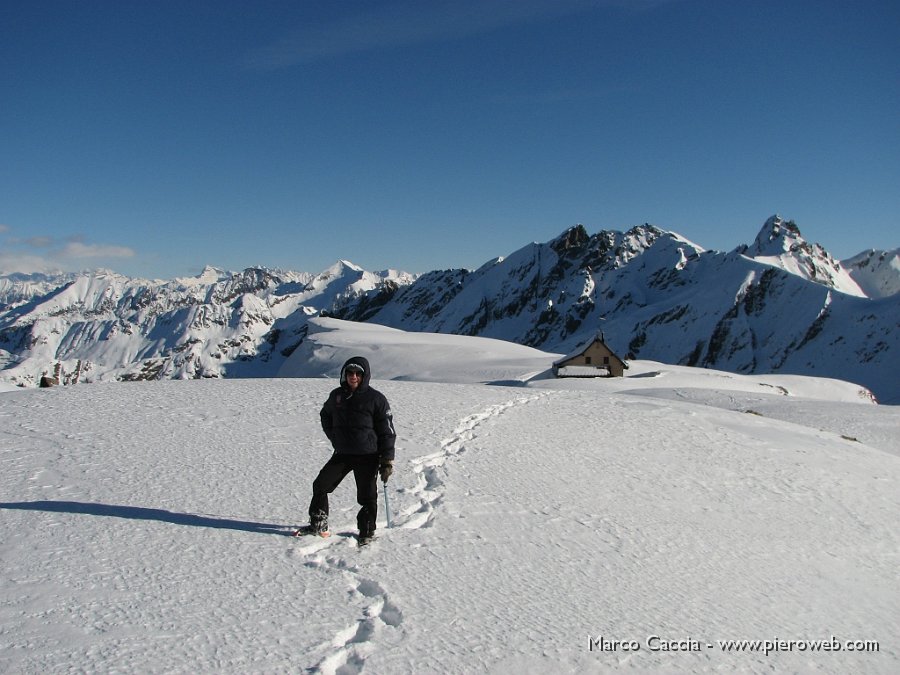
738, 215, 865, 297
0, 219, 896, 400
549, 224, 590, 254
620, 222, 667, 249
749, 214, 805, 255
304, 260, 367, 292
336, 259, 364, 273
0, 271, 76, 311
0, 259, 414, 386
842, 248, 900, 298
375, 268, 418, 285
175, 265, 232, 287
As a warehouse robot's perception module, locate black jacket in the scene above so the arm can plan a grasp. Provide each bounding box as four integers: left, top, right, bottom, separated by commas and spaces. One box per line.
320, 356, 395, 461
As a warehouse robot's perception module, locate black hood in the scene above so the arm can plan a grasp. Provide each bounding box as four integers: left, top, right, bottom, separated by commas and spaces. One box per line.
340, 356, 371, 390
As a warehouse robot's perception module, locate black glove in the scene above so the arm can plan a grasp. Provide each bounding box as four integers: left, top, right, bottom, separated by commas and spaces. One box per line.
379, 460, 393, 483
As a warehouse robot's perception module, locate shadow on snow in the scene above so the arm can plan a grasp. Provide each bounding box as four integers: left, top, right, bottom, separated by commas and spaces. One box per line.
0, 500, 294, 536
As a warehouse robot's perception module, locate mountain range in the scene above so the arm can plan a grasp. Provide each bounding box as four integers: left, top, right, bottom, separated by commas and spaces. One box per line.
1, 216, 897, 402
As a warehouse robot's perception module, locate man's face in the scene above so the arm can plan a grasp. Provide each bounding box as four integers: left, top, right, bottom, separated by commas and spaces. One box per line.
346, 369, 362, 390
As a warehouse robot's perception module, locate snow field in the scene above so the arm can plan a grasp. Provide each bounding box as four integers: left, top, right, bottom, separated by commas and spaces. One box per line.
0, 376, 898, 674
360, 389, 899, 673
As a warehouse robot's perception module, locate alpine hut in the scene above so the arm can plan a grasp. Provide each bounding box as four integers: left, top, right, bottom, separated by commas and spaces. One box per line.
552, 333, 627, 378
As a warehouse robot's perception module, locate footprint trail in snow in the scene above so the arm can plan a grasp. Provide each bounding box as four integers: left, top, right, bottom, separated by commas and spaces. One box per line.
294, 392, 551, 673
398, 392, 552, 530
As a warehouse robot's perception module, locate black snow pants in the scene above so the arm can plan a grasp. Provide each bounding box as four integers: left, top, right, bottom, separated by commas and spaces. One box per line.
309, 453, 379, 536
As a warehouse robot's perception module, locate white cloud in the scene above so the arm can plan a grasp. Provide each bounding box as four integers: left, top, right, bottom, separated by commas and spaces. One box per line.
0, 253, 61, 275
60, 241, 136, 259
0, 226, 138, 275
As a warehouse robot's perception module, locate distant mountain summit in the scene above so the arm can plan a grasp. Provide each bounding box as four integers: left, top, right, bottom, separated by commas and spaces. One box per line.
744, 215, 806, 255
329, 217, 897, 402
0, 271, 77, 312
0, 216, 897, 402
0, 264, 409, 385
842, 248, 900, 299
736, 215, 865, 296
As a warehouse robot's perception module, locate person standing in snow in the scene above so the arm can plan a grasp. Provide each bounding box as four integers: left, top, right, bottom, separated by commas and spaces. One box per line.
301, 356, 395, 544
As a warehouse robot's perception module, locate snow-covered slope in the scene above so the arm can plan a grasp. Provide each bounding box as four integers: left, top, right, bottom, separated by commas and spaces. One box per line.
332, 219, 899, 403
843, 248, 900, 298
1, 217, 897, 403
1, 322, 897, 674
282, 317, 877, 403
278, 317, 555, 384
735, 215, 865, 296
0, 271, 77, 312
0, 265, 413, 386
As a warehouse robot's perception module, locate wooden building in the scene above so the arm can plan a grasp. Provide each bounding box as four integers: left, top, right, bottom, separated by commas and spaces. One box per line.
552, 333, 627, 378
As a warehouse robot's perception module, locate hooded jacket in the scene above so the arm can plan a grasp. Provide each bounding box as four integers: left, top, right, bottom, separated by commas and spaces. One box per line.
320, 356, 395, 460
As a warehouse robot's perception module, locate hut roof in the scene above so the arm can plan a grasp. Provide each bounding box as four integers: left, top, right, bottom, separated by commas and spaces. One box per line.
552, 333, 626, 368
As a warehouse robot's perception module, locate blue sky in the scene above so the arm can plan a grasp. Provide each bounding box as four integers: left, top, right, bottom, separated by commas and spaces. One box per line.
2, 0, 898, 279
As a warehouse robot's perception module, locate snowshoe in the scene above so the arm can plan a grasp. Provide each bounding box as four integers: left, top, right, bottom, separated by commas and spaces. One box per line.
292, 524, 331, 538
